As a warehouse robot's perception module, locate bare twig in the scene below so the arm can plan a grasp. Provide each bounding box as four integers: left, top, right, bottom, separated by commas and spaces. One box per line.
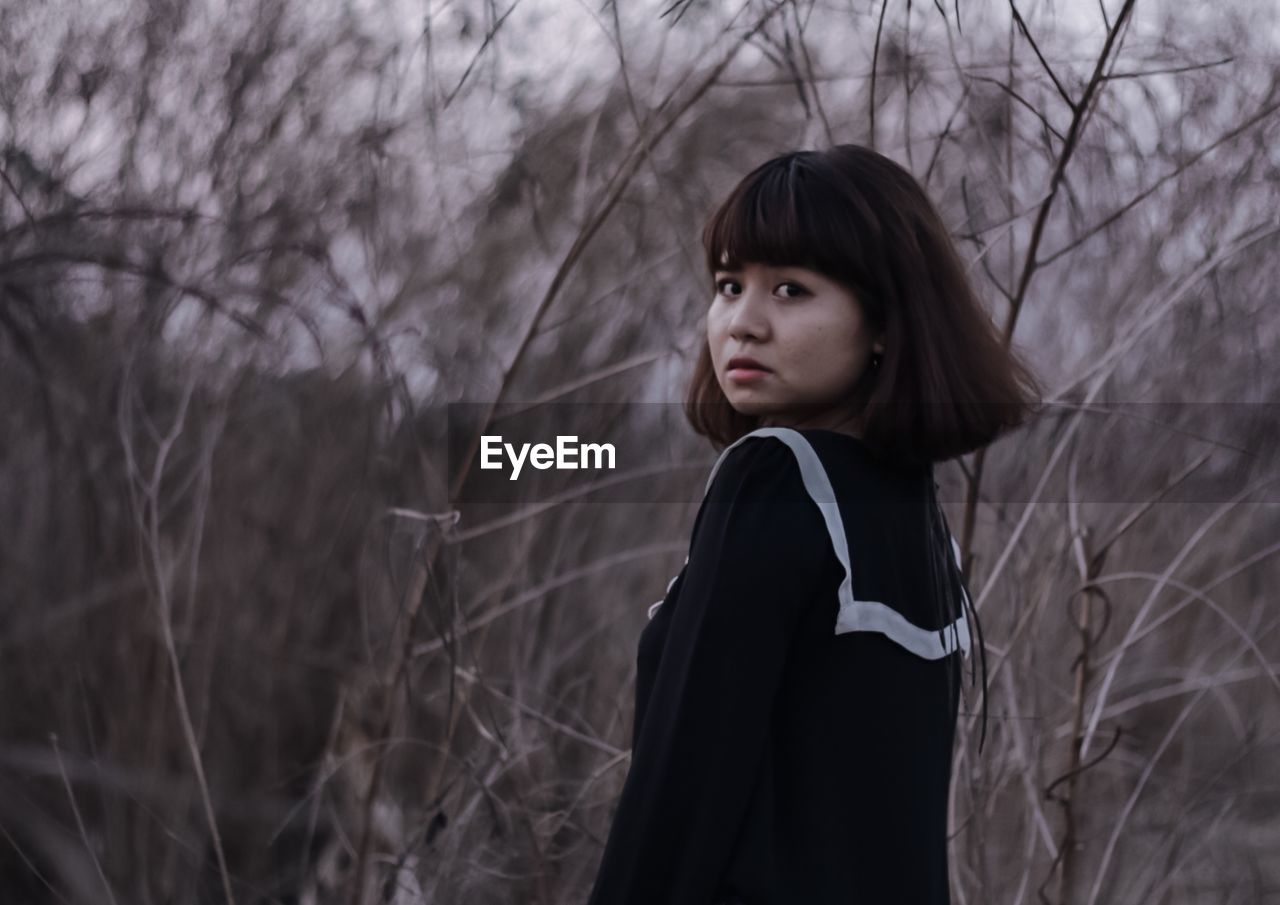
50, 734, 119, 905
117, 361, 237, 905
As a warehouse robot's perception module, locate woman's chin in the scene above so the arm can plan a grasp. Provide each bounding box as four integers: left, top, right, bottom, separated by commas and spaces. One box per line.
724, 396, 786, 416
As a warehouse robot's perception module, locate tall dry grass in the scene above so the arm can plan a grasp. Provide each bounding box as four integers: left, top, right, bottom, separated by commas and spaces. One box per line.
1, 1, 1278, 903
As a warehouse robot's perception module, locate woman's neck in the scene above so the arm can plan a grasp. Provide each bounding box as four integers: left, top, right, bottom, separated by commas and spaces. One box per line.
759, 409, 865, 439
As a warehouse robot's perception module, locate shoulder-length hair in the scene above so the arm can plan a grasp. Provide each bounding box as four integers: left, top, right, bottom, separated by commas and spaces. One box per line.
684, 143, 1043, 466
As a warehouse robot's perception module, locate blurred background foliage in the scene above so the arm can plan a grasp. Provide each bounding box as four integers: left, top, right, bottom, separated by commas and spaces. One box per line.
1, 0, 1278, 902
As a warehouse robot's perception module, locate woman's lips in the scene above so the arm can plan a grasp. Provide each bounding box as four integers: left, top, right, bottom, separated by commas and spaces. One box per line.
726, 367, 771, 382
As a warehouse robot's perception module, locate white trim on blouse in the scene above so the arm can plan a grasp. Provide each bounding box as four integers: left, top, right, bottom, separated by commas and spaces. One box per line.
646, 427, 972, 661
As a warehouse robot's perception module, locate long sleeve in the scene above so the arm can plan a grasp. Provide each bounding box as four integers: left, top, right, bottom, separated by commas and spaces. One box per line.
587, 437, 834, 905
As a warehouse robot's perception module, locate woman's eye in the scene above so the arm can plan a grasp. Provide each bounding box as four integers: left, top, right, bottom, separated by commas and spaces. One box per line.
777, 282, 808, 299
715, 278, 741, 296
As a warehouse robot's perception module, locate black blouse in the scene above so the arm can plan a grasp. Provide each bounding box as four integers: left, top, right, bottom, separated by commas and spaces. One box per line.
586, 426, 972, 905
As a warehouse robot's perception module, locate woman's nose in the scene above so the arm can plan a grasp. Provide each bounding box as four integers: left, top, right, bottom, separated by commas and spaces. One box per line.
728, 288, 770, 341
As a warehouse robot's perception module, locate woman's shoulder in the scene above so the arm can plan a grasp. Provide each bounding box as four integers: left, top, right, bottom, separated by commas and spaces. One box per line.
711, 427, 926, 502
690, 430, 839, 553
702, 430, 816, 507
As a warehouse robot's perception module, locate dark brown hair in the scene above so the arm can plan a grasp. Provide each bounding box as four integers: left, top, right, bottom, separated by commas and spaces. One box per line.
684, 143, 1043, 466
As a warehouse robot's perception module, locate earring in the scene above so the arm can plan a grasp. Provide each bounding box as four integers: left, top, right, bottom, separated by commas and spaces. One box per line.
871, 350, 882, 370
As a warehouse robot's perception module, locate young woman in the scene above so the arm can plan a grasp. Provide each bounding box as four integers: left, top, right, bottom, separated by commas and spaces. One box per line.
586, 144, 1041, 905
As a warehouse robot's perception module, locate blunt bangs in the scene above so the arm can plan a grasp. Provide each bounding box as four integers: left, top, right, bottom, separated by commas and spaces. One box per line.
702, 153, 870, 292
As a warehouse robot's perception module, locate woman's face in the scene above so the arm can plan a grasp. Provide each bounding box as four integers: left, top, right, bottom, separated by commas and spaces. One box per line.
706, 261, 883, 433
